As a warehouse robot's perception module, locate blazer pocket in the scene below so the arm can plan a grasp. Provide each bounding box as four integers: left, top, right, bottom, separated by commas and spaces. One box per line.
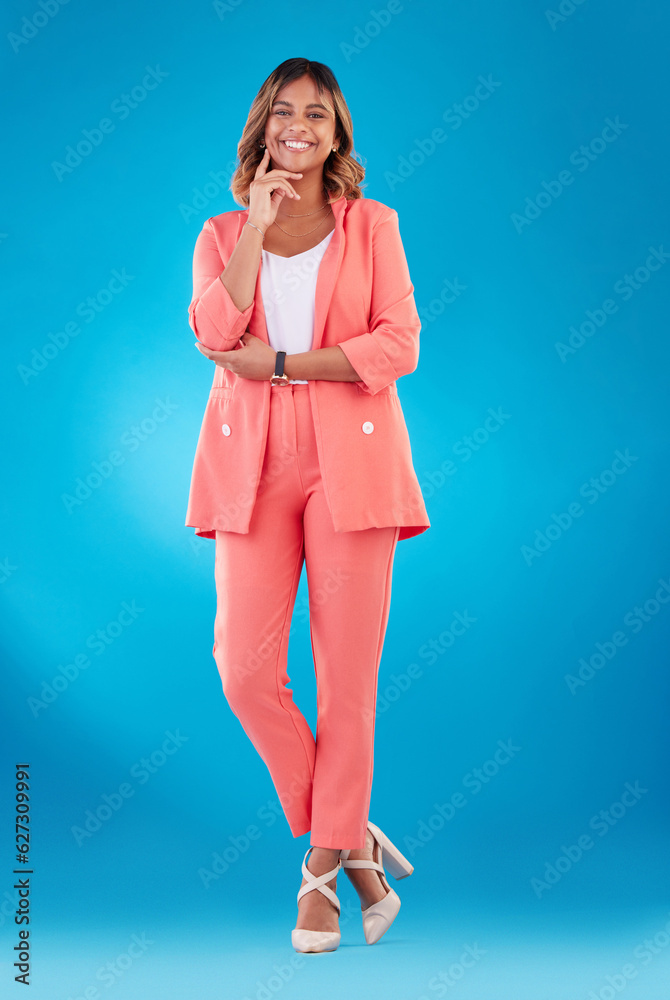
209, 386, 234, 399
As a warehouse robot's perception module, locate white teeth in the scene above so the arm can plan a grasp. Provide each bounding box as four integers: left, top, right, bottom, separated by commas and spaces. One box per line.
283, 141, 312, 149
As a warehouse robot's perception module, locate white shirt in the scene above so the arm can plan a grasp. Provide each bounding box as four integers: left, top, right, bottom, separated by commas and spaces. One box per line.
260, 230, 335, 383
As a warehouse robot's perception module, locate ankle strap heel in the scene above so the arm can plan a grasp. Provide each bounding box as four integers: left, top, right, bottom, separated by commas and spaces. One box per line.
291, 847, 342, 953
339, 820, 414, 944
366, 819, 414, 879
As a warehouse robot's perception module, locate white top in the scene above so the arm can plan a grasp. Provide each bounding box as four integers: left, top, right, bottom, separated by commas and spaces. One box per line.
260, 230, 335, 384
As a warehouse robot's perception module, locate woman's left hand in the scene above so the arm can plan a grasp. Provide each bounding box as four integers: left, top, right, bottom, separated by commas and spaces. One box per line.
194, 332, 276, 380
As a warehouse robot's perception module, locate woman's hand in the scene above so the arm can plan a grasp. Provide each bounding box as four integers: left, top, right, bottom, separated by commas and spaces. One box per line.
194, 332, 277, 380
247, 148, 303, 233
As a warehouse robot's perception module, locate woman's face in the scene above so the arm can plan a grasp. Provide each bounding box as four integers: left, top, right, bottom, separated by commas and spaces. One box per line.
263, 74, 338, 179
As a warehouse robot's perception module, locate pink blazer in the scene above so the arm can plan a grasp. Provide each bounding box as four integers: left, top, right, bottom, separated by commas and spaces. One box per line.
185, 193, 431, 542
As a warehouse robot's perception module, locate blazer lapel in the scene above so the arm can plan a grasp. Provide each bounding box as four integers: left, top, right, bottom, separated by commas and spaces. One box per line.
312, 194, 346, 351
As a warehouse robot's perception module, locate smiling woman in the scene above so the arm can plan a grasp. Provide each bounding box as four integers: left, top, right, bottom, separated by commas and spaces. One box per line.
185, 56, 428, 955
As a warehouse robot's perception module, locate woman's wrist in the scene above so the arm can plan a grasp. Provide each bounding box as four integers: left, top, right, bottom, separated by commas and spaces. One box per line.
246, 218, 267, 238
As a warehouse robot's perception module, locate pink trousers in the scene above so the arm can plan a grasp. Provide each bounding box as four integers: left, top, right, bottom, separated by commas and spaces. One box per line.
213, 382, 399, 849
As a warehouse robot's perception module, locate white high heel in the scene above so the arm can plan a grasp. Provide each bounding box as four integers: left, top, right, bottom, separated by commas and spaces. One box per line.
291, 847, 342, 953
340, 819, 414, 945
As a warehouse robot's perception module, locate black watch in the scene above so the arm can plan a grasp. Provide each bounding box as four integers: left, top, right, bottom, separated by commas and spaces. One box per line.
270, 350, 290, 386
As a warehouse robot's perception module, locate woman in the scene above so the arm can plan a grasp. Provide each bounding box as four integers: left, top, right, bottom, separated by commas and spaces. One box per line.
186, 57, 430, 953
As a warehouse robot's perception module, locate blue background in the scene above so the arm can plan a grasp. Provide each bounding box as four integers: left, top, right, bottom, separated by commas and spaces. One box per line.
2, 0, 670, 997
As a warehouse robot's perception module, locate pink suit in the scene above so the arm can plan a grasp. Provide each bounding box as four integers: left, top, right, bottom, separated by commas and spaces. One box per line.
186, 194, 430, 848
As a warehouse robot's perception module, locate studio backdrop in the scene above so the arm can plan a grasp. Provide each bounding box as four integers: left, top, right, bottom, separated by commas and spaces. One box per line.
2, 1, 669, 998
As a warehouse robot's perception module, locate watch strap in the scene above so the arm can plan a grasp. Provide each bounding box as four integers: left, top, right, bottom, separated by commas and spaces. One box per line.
270, 350, 290, 385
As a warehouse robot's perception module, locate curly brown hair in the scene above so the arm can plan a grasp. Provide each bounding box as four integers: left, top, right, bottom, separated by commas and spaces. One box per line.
230, 58, 366, 207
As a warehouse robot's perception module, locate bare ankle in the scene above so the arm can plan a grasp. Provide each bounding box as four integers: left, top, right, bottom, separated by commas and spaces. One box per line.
308, 847, 341, 870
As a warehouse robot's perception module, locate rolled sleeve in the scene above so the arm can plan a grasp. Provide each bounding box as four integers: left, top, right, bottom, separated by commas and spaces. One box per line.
188, 217, 254, 352
337, 209, 421, 395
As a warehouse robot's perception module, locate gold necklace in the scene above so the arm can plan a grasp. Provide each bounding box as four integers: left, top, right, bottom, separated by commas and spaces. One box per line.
281, 201, 332, 219
272, 205, 333, 237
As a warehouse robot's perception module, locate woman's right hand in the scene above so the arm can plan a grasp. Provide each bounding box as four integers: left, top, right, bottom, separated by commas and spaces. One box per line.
247, 149, 302, 234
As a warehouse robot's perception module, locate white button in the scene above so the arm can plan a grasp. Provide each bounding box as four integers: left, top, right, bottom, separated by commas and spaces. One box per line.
362, 421, 374, 434
221, 423, 231, 436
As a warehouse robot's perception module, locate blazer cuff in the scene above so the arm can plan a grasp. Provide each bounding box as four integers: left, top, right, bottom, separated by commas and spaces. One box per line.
191, 276, 254, 352
338, 333, 401, 395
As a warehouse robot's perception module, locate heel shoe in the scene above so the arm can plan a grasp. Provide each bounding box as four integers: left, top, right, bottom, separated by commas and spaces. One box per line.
340, 820, 414, 945
291, 847, 342, 953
